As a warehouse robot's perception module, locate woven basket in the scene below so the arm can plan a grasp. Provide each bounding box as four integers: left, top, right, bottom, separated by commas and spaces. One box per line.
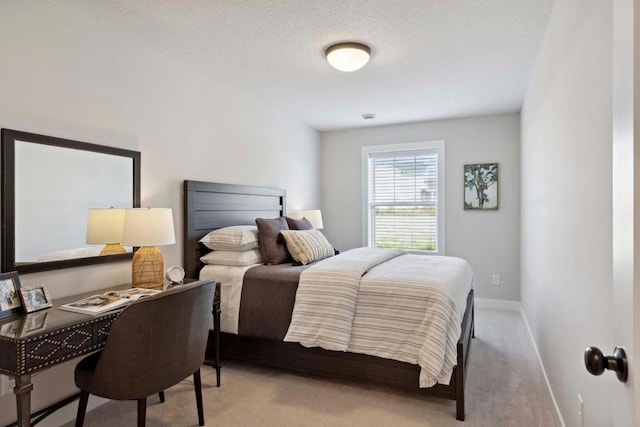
132, 246, 164, 289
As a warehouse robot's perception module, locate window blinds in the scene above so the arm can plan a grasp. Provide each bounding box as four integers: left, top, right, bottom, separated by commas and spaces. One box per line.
367, 149, 438, 252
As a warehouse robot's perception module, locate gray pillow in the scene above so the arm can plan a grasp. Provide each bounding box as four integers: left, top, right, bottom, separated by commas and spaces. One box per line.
255, 217, 292, 265
285, 216, 313, 230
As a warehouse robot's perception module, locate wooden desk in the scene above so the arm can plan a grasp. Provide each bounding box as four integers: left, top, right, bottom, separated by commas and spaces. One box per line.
0, 280, 220, 427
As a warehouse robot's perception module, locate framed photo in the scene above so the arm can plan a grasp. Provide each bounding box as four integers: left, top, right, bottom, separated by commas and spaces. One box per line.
464, 163, 499, 210
0, 271, 23, 319
18, 285, 53, 313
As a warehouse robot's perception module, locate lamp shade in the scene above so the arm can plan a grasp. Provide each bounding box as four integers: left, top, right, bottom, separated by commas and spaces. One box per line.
121, 208, 176, 247
86, 208, 125, 244
325, 42, 371, 72
293, 209, 323, 229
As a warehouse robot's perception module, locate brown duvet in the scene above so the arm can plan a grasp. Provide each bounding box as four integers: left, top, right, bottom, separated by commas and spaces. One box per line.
237, 263, 312, 340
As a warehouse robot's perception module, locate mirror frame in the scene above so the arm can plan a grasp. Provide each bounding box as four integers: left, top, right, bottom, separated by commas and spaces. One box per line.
1, 129, 141, 274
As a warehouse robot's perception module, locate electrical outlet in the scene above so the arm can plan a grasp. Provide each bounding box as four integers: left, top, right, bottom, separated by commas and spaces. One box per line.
0, 375, 15, 396
577, 394, 583, 426
492, 274, 501, 286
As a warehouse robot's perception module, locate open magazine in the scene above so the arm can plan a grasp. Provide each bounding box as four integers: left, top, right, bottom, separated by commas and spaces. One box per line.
59, 288, 161, 315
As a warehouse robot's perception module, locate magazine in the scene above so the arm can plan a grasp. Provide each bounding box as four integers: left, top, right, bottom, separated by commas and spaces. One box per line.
59, 288, 161, 315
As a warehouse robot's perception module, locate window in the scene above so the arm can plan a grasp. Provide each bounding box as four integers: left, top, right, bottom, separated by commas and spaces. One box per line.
362, 141, 445, 254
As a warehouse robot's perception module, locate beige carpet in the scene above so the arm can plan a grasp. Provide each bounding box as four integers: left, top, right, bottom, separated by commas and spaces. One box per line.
61, 308, 561, 427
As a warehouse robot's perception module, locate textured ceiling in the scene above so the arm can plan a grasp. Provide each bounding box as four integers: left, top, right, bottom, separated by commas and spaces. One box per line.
54, 0, 554, 131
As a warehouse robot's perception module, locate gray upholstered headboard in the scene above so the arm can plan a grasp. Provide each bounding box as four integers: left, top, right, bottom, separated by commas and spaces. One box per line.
183, 180, 286, 279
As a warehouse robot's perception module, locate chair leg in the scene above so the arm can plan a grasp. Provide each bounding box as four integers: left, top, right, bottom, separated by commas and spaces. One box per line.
158, 391, 165, 403
137, 397, 147, 427
193, 369, 205, 426
75, 390, 90, 427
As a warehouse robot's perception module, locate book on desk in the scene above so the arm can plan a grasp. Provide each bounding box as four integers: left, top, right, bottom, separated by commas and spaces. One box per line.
59, 288, 161, 315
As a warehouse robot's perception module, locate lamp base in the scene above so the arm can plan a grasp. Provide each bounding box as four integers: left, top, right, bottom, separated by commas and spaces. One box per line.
131, 246, 164, 289
99, 243, 127, 256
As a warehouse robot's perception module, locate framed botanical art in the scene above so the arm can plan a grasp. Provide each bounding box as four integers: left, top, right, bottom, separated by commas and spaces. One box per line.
464, 163, 499, 210
19, 285, 53, 313
0, 271, 23, 319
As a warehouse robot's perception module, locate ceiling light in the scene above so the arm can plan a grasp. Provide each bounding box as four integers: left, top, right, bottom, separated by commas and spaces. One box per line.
325, 42, 371, 72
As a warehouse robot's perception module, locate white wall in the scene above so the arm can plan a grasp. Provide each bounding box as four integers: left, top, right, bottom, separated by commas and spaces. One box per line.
0, 1, 319, 424
320, 113, 520, 301
521, 0, 618, 426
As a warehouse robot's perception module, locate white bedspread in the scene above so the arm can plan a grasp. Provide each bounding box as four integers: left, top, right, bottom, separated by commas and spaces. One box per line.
284, 248, 475, 387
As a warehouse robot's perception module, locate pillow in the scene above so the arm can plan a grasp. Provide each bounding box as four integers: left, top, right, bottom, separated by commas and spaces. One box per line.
280, 229, 334, 265
199, 226, 258, 251
286, 216, 313, 230
255, 217, 291, 265
200, 249, 263, 266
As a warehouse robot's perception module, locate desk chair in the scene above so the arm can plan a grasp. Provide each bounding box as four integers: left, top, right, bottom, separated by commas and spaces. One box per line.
74, 281, 215, 427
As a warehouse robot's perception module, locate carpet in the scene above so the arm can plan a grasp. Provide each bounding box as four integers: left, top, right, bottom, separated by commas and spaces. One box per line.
61, 308, 560, 426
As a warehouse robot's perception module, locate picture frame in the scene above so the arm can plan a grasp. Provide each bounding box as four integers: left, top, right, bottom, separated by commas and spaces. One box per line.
0, 271, 24, 319
464, 163, 499, 210
18, 285, 53, 313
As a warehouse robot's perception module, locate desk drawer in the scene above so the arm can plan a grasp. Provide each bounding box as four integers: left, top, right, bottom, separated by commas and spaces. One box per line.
23, 323, 97, 372
95, 316, 117, 345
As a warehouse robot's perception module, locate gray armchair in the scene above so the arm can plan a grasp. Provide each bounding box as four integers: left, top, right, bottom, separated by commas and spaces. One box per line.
74, 280, 215, 427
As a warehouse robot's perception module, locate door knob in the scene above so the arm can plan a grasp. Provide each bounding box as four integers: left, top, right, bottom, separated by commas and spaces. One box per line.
584, 346, 628, 383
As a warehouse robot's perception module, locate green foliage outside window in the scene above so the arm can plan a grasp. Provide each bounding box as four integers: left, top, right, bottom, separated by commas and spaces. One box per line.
372, 206, 436, 251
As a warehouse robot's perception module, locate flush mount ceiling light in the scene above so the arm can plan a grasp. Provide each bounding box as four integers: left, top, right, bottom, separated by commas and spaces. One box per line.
325, 42, 371, 72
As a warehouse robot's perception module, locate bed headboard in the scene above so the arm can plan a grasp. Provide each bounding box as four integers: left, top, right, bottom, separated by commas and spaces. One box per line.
183, 180, 286, 279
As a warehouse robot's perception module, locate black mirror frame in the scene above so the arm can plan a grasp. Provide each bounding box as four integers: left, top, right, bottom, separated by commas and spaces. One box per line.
1, 129, 141, 274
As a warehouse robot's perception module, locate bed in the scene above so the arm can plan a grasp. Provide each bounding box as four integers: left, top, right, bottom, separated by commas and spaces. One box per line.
183, 180, 475, 421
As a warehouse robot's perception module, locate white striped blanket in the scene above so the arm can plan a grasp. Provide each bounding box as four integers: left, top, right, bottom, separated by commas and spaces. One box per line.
284, 247, 475, 388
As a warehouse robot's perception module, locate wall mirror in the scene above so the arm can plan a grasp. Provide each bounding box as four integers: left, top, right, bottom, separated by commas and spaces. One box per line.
1, 129, 141, 274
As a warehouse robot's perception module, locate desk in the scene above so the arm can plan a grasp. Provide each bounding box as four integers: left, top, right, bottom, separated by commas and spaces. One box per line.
0, 280, 220, 427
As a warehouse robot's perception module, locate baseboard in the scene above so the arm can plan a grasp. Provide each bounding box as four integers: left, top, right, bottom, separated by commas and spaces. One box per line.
474, 297, 521, 311
519, 308, 566, 427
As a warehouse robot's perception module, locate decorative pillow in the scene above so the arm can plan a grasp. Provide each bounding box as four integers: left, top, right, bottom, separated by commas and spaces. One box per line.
199, 226, 258, 251
280, 229, 334, 265
255, 217, 292, 265
286, 216, 313, 230
200, 249, 262, 266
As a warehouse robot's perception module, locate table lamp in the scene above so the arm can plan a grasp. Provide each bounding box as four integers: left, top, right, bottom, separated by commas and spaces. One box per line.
86, 207, 127, 255
292, 209, 324, 229
122, 207, 176, 289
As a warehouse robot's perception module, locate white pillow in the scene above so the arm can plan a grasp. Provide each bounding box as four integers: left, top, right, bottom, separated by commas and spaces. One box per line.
199, 226, 259, 251
200, 249, 263, 266
280, 229, 334, 265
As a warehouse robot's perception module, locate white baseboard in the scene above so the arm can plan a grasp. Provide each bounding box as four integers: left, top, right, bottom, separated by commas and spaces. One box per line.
519, 308, 566, 427
474, 297, 521, 311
